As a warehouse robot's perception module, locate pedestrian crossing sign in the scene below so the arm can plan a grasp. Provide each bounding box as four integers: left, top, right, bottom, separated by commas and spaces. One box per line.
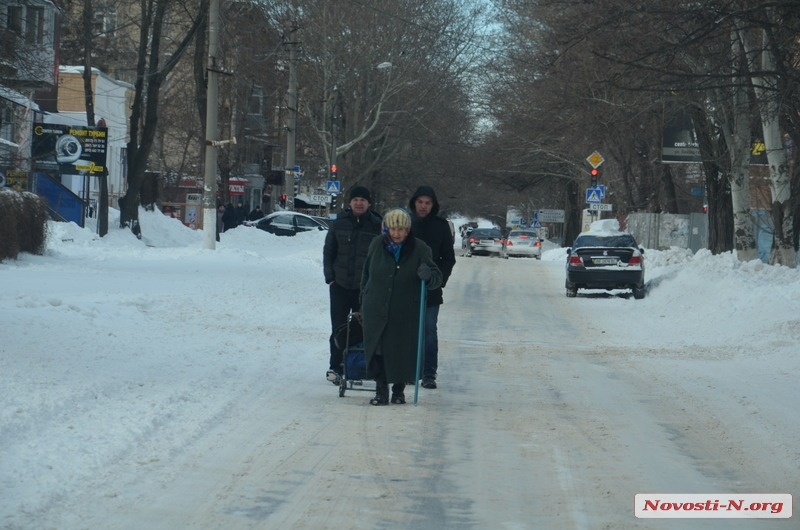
586, 189, 602, 203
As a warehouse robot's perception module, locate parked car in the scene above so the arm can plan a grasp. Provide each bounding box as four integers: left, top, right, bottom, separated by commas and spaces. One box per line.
244, 211, 329, 236
565, 231, 645, 299
502, 229, 542, 259
464, 227, 504, 257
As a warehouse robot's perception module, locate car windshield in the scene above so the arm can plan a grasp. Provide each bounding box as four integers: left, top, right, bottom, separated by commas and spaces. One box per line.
573, 234, 638, 248
472, 229, 502, 238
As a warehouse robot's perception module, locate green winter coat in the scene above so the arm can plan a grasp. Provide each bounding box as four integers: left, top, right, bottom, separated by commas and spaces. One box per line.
360, 233, 442, 383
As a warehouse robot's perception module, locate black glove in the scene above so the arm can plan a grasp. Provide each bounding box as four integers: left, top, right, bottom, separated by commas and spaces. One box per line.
417, 264, 432, 281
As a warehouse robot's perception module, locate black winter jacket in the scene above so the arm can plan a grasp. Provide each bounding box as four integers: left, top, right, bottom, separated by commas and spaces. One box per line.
409, 186, 456, 306
323, 209, 383, 290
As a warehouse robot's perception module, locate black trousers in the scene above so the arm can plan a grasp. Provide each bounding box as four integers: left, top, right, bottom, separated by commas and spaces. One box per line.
329, 283, 361, 372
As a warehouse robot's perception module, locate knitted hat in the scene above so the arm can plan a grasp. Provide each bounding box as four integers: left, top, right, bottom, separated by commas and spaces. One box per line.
348, 186, 371, 202
383, 208, 411, 229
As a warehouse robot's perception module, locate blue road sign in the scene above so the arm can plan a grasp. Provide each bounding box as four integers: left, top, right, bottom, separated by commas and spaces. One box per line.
326, 180, 341, 193
586, 188, 602, 203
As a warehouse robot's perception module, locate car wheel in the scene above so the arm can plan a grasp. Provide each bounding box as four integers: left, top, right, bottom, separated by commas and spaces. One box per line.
632, 286, 646, 299
566, 286, 578, 298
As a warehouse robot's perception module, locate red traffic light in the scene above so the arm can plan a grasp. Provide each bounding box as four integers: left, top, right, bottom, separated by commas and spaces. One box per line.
280, 194, 287, 200
590, 168, 600, 177
331, 164, 337, 173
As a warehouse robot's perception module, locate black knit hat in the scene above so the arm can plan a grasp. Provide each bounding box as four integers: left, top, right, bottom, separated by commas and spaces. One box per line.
348, 186, 371, 202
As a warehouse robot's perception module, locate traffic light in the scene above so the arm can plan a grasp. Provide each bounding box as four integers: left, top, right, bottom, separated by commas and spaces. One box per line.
331, 164, 337, 178
330, 193, 338, 212
280, 194, 287, 208
293, 182, 299, 197
590, 167, 600, 186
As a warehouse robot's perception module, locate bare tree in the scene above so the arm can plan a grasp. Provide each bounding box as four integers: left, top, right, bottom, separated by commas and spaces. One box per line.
263, 0, 486, 207
117, 0, 208, 237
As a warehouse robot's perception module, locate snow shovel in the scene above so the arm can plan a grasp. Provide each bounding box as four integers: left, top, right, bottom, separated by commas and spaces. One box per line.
413, 279, 427, 405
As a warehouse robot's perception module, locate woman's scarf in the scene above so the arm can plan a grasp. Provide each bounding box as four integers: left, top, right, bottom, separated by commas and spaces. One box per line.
383, 234, 404, 263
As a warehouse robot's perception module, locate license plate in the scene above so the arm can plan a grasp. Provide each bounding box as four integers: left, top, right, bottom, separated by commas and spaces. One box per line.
593, 257, 617, 265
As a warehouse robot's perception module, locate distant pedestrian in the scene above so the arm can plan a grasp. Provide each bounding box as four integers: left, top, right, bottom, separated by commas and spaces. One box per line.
248, 205, 265, 221
222, 203, 236, 232
216, 203, 224, 241
234, 201, 248, 226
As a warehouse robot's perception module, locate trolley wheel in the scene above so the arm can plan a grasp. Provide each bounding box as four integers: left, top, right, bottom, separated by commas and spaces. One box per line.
339, 381, 345, 397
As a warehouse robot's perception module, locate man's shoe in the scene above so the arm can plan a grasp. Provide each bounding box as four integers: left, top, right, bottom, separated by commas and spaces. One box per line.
326, 370, 341, 385
421, 377, 437, 389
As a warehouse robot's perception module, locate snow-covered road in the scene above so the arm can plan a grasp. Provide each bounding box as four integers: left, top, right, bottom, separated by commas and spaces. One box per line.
2, 216, 797, 529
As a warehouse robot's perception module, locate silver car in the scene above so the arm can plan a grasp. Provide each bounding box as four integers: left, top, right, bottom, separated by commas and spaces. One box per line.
502, 229, 542, 259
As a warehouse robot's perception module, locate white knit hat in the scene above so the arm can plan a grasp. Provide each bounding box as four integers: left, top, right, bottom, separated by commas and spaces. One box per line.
383, 208, 411, 229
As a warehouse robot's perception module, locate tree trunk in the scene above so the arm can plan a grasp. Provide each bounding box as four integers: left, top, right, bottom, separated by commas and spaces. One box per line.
118, 0, 209, 238
691, 104, 733, 254
660, 164, 679, 213
563, 178, 581, 246
81, 0, 109, 237
743, 22, 795, 267
721, 80, 757, 262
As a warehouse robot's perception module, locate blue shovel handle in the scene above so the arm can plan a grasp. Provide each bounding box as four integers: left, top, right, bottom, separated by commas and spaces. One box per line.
414, 279, 427, 405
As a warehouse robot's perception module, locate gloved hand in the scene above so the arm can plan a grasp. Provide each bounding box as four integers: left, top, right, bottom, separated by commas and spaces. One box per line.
417, 264, 432, 281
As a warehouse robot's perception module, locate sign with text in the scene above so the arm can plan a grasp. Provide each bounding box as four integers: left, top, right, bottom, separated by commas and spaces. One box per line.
31, 124, 108, 176
537, 209, 565, 223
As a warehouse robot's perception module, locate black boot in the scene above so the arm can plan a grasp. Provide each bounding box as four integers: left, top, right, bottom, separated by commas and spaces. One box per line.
391, 383, 406, 404
370, 380, 389, 406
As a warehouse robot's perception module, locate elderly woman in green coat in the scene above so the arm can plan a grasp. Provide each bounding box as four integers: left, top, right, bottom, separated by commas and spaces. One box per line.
360, 208, 442, 405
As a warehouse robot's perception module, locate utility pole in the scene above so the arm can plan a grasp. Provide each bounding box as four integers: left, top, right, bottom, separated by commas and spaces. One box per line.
285, 26, 298, 210
202, 0, 221, 250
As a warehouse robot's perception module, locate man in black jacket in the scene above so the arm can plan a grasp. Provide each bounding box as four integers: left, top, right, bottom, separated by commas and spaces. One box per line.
322, 186, 383, 384
409, 186, 457, 389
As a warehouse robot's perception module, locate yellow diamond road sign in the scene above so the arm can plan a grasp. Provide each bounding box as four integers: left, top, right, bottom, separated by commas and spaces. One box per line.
586, 151, 605, 169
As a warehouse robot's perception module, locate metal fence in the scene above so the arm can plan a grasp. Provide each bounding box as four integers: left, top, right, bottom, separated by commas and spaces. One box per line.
625, 212, 708, 253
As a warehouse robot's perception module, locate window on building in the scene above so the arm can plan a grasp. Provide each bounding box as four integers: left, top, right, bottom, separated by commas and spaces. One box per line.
0, 102, 17, 143
25, 6, 44, 44
93, 6, 117, 39
6, 5, 23, 34
249, 86, 264, 116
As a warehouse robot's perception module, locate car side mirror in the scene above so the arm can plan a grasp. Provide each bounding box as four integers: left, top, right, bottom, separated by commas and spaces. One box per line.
639, 247, 645, 253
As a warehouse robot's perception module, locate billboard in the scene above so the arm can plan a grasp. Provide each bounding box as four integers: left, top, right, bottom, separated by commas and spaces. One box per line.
31, 124, 108, 176
662, 107, 701, 163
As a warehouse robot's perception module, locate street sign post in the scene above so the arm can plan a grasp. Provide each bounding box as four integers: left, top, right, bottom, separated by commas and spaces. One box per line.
586, 151, 605, 168
311, 194, 331, 204
586, 188, 602, 203
588, 203, 613, 211
537, 209, 565, 223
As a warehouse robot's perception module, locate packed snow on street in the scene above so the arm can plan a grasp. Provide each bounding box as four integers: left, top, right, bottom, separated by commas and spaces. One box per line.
1, 209, 798, 529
